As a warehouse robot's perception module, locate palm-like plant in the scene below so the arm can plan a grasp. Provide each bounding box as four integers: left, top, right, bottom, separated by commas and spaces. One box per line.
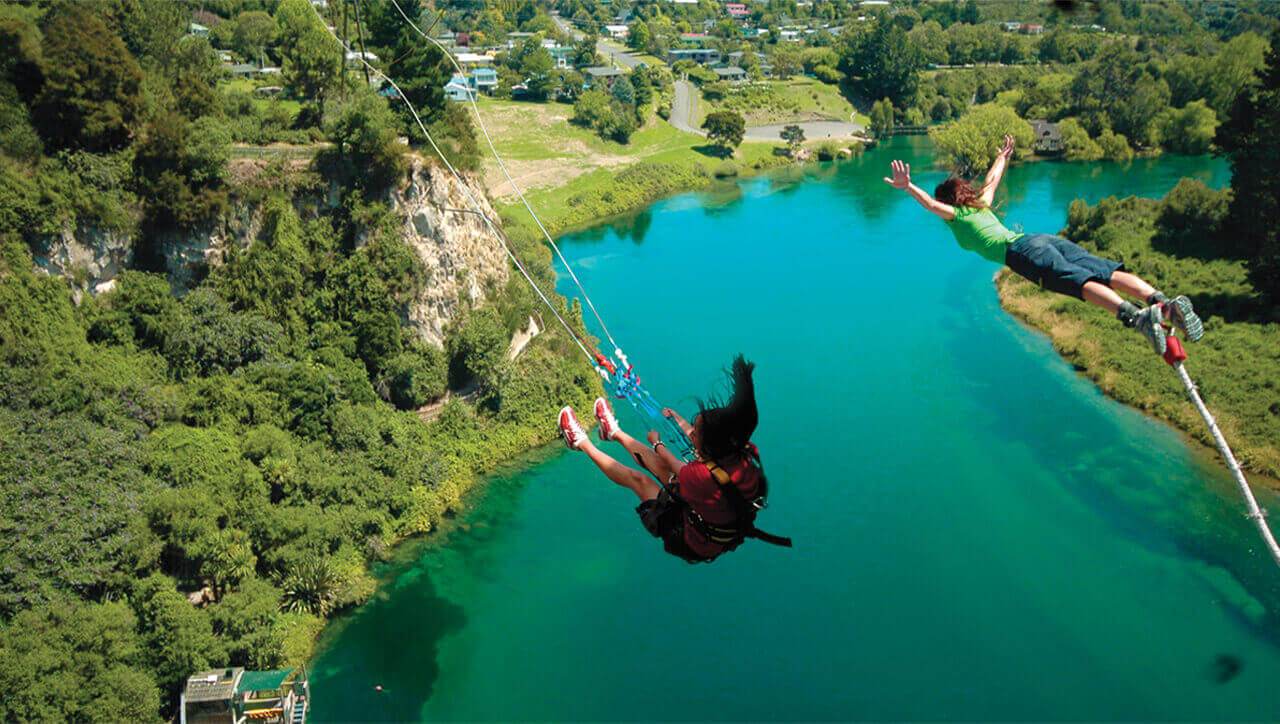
281, 557, 341, 616
203, 528, 257, 599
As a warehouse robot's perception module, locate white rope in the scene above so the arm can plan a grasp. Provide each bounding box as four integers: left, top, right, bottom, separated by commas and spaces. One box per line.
1173, 360, 1280, 568
308, 3, 601, 370
388, 0, 627, 364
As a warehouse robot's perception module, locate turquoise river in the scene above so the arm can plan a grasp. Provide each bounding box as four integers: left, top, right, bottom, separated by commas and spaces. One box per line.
310, 138, 1280, 721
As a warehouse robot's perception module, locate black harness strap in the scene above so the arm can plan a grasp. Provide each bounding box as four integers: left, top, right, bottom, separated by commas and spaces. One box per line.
693, 450, 793, 549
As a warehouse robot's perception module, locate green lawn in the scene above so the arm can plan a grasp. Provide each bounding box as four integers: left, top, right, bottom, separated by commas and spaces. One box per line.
219, 77, 303, 120
471, 98, 790, 240
697, 77, 868, 126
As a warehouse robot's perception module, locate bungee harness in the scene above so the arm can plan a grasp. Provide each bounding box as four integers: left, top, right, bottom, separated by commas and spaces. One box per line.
674, 444, 793, 552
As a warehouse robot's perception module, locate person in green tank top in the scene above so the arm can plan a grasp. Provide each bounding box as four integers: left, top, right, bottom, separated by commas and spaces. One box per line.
884, 135, 1204, 355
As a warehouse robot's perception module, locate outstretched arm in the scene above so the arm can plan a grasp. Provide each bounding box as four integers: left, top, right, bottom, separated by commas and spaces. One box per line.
884, 160, 955, 220
979, 134, 1015, 206
662, 407, 692, 438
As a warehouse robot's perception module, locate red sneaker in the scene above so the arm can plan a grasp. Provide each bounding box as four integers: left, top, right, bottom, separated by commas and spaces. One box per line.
594, 397, 620, 441
558, 406, 587, 450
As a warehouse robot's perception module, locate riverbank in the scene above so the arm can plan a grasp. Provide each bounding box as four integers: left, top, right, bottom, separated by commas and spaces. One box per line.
471, 98, 854, 242
994, 187, 1280, 483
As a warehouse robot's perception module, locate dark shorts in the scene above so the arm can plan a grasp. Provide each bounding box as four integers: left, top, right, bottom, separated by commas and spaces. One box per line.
1005, 233, 1123, 300
637, 490, 712, 564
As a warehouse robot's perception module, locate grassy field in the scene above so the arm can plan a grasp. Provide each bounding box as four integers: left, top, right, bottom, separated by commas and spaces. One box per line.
469, 98, 791, 239
220, 77, 304, 120
996, 188, 1280, 482
696, 77, 871, 126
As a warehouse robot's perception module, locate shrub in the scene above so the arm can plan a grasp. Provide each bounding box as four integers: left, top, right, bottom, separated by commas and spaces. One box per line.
928, 104, 1035, 176
1097, 128, 1133, 161
1058, 117, 1104, 161
163, 289, 282, 380
713, 160, 739, 178
1154, 178, 1233, 257
378, 346, 448, 410
1156, 100, 1218, 155
812, 64, 841, 84
814, 141, 842, 161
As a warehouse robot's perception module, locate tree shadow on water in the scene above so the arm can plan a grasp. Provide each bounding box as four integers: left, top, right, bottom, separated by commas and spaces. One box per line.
311, 571, 466, 722
563, 210, 654, 245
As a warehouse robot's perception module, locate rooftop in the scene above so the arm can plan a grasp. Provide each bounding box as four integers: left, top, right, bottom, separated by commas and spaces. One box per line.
584, 66, 624, 77
184, 668, 243, 704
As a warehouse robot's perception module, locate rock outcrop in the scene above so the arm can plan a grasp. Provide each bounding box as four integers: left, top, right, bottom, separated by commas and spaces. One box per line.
30, 156, 510, 349
392, 160, 509, 348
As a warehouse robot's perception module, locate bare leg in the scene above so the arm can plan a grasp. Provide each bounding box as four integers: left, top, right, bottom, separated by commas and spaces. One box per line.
1082, 280, 1126, 315
1108, 271, 1157, 301
579, 439, 660, 502
608, 428, 677, 482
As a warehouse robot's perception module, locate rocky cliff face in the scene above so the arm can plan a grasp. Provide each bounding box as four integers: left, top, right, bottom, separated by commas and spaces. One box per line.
30, 157, 509, 348
391, 160, 509, 348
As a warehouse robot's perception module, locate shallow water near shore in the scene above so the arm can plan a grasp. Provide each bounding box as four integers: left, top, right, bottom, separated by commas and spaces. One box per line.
310, 139, 1280, 721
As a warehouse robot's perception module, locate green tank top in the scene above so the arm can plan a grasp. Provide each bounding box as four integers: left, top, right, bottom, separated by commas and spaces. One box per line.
945, 206, 1024, 265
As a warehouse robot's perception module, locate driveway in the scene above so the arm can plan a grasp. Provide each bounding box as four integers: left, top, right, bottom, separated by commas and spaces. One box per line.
597, 39, 645, 69
671, 79, 702, 134
550, 13, 583, 41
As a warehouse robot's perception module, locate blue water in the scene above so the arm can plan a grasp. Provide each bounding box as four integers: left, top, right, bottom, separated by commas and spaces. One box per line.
311, 140, 1280, 720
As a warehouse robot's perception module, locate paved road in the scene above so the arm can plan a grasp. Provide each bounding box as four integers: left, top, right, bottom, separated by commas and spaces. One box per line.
550, 13, 583, 40
551, 14, 646, 70
670, 80, 866, 141
745, 121, 866, 141
596, 39, 646, 69
671, 79, 702, 134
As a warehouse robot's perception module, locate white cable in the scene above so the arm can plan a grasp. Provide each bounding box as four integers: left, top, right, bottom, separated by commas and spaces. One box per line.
389, 0, 623, 355
308, 3, 600, 370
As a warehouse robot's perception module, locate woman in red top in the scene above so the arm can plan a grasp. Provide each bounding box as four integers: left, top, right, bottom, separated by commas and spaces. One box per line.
558, 356, 766, 563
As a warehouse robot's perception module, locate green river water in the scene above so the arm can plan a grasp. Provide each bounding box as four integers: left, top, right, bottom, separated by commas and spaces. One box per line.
310, 138, 1280, 721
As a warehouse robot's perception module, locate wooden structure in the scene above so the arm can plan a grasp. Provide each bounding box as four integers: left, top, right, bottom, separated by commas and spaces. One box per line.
180, 667, 309, 724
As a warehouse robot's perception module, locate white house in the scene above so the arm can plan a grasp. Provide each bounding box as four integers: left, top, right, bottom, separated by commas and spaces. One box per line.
604, 24, 629, 40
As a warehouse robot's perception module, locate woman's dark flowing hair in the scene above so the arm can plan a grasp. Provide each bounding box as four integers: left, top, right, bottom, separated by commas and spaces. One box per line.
934, 176, 988, 209
697, 355, 759, 461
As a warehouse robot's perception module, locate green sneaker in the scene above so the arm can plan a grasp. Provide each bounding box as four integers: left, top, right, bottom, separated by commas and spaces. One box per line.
1165, 295, 1203, 342
1134, 304, 1167, 355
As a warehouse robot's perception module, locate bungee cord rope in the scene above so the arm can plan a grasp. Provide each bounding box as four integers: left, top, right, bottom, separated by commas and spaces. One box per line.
1163, 338, 1280, 569
309, 4, 599, 369
374, 2, 694, 455
388, 0, 628, 365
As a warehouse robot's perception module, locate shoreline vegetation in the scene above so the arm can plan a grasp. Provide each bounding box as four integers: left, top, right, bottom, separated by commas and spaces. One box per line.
475, 97, 852, 243
995, 181, 1280, 483
4, 0, 1280, 719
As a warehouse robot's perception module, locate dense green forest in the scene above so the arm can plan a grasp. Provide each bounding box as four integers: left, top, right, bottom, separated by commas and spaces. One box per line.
0, 0, 595, 719
2, 0, 1280, 720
